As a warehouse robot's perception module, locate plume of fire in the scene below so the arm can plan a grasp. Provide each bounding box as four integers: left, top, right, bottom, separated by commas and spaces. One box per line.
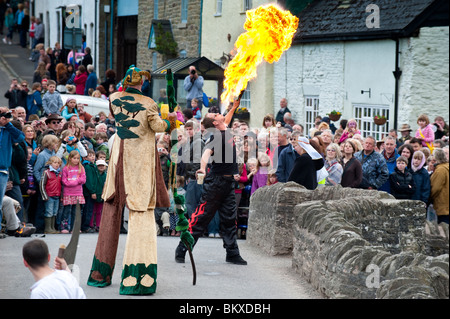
220, 4, 299, 103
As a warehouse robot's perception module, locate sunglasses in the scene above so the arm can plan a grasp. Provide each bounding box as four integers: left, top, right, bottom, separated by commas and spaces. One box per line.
326, 149, 336, 152
50, 121, 61, 125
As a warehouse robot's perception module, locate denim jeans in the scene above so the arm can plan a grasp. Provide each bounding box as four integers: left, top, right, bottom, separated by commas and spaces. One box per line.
0, 172, 9, 222
185, 180, 203, 218
44, 197, 60, 218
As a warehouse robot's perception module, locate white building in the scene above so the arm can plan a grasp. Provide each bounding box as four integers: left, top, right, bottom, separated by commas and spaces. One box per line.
32, 0, 102, 73
274, 0, 449, 139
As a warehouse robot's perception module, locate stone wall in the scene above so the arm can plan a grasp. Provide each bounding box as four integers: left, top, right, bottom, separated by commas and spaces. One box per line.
248, 183, 449, 299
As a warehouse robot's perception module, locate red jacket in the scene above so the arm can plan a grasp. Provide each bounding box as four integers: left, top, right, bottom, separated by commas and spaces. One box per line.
40, 169, 62, 200
74, 72, 88, 95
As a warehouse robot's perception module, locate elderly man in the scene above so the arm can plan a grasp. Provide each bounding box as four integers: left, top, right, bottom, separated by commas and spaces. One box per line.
84, 64, 98, 96
321, 129, 333, 149
355, 136, 389, 190
183, 65, 204, 110
87, 65, 177, 295
275, 98, 290, 126
379, 135, 400, 193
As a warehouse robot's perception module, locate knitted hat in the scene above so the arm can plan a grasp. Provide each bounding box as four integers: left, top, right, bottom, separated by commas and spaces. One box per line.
121, 65, 151, 90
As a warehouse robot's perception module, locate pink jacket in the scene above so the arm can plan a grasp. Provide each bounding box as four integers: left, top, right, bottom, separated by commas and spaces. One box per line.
415, 124, 434, 147
62, 165, 86, 197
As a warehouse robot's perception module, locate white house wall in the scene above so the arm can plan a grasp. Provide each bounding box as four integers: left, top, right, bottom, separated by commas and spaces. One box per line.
399, 26, 449, 126
274, 26, 449, 132
33, 0, 99, 71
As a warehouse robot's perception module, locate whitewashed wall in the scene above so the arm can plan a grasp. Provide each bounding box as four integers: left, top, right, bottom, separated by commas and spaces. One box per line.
273, 26, 449, 131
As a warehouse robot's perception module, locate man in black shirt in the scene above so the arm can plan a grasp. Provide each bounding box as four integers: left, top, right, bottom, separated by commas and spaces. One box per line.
175, 108, 247, 265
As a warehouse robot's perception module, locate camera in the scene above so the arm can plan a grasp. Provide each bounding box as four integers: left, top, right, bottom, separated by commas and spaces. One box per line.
190, 69, 196, 75
94, 115, 100, 122
0, 111, 12, 119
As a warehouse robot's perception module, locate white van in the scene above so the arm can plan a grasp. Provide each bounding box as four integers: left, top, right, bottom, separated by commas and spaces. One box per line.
60, 94, 110, 116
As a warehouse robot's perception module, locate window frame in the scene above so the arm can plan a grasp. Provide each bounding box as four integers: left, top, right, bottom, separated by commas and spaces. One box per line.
304, 95, 320, 135
353, 103, 390, 141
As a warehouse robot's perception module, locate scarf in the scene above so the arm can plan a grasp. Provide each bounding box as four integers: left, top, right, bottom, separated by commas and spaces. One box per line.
411, 151, 426, 172
49, 165, 61, 175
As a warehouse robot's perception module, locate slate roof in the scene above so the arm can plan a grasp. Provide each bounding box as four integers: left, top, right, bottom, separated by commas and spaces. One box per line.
294, 0, 449, 43
152, 57, 224, 80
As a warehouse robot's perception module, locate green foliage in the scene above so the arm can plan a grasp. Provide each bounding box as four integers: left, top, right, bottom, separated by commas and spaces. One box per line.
155, 23, 178, 58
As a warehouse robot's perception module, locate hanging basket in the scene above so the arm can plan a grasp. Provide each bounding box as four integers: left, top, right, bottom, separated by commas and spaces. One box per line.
328, 114, 341, 122
374, 117, 387, 125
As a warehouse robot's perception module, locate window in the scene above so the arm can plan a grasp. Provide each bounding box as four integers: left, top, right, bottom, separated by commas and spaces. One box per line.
244, 0, 252, 11
215, 0, 223, 16
240, 84, 251, 111
181, 0, 188, 23
305, 96, 319, 135
353, 104, 390, 141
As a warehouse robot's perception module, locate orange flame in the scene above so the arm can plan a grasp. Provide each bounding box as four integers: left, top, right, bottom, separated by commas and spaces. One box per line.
221, 4, 299, 103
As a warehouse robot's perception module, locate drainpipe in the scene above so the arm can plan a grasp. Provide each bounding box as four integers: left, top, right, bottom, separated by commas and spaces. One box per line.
110, 0, 114, 70
198, 0, 203, 57
392, 38, 402, 130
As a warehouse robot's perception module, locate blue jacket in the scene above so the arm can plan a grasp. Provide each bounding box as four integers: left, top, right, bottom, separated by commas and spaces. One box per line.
27, 91, 43, 117
33, 148, 55, 182
411, 167, 431, 204
379, 149, 400, 193
0, 122, 25, 171
355, 150, 389, 190
276, 144, 300, 183
84, 72, 98, 96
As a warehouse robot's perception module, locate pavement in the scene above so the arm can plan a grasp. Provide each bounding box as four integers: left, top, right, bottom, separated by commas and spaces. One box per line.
0, 31, 324, 304
0, 233, 323, 301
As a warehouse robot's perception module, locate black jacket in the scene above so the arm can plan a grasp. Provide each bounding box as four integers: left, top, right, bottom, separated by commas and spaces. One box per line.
288, 153, 324, 190
389, 167, 415, 199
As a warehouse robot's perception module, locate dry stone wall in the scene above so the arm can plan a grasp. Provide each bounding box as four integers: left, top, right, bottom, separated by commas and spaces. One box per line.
248, 183, 449, 299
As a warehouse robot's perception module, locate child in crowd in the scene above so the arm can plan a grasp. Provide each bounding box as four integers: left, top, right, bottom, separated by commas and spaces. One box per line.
267, 169, 278, 186
410, 151, 431, 204
96, 150, 107, 162
40, 156, 62, 234
415, 114, 435, 152
57, 129, 88, 164
250, 154, 271, 196
94, 132, 109, 161
42, 80, 63, 116
82, 149, 97, 233
339, 119, 360, 144
389, 156, 415, 200
21, 146, 37, 223
60, 151, 86, 233
89, 160, 108, 232
191, 98, 202, 121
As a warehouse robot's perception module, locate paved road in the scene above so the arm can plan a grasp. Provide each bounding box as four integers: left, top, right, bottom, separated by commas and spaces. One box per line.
0, 35, 35, 106
0, 35, 323, 303
0, 233, 323, 300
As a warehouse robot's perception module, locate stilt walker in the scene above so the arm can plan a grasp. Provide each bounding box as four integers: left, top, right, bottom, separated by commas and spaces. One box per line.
87, 65, 177, 295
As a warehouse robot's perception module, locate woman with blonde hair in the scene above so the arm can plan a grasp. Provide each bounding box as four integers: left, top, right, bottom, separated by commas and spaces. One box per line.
324, 143, 343, 186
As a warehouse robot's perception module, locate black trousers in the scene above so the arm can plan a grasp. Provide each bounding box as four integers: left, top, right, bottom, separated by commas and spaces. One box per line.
179, 174, 240, 257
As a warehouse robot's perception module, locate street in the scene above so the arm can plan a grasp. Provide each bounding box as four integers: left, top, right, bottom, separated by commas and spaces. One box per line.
0, 29, 323, 302
0, 233, 323, 300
